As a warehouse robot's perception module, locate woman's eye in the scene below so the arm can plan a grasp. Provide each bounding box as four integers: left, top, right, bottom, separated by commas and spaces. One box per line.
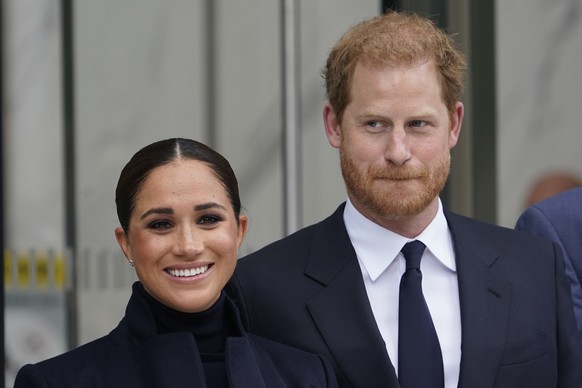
198, 215, 222, 225
149, 220, 173, 231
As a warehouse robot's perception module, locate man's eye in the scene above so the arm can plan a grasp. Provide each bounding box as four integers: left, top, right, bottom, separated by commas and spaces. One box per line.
410, 120, 425, 127
366, 121, 387, 132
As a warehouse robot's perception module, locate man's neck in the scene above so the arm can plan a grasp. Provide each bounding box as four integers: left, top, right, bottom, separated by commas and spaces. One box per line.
348, 196, 440, 239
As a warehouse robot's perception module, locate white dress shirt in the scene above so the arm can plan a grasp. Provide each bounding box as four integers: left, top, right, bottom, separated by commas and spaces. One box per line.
343, 198, 461, 388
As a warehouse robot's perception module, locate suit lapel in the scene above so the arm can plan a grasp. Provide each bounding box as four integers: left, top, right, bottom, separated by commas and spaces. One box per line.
446, 212, 512, 387
305, 204, 399, 387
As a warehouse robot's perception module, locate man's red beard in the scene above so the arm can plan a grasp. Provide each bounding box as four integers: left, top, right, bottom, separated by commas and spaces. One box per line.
339, 148, 450, 221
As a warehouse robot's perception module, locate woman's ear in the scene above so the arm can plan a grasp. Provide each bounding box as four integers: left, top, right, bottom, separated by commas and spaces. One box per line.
115, 227, 132, 260
237, 215, 248, 251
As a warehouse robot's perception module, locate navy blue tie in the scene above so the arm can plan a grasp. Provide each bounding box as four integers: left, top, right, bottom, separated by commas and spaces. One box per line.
398, 240, 444, 388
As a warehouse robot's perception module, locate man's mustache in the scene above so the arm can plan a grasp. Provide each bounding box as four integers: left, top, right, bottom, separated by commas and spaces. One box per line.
369, 167, 427, 180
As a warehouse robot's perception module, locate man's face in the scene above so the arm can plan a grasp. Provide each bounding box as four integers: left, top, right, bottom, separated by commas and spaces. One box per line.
324, 61, 463, 227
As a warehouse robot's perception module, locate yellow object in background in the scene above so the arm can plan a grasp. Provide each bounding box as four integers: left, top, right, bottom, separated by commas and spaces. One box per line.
3, 249, 68, 290
17, 251, 31, 289
35, 250, 49, 289
53, 252, 66, 289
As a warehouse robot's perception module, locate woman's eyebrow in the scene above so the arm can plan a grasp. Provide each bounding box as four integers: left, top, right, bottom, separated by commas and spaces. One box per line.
194, 202, 227, 212
140, 207, 173, 220
139, 203, 227, 220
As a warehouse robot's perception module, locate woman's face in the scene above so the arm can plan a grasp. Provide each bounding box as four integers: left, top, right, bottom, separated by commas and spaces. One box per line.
115, 159, 247, 313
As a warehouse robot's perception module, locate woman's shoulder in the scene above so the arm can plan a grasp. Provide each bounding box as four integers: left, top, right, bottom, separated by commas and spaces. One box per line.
13, 335, 118, 387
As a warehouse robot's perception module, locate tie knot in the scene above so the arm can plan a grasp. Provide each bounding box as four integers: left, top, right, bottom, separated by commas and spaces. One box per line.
401, 240, 426, 270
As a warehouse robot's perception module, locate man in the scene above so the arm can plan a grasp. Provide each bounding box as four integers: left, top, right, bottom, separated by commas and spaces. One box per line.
516, 187, 582, 343
523, 172, 582, 207
230, 12, 582, 388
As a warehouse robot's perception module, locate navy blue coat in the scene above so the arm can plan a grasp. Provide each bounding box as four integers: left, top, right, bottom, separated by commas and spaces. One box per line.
230, 203, 582, 388
14, 283, 338, 388
516, 187, 582, 343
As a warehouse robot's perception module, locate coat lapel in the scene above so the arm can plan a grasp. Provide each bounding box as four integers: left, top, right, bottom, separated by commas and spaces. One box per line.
305, 204, 399, 387
137, 333, 209, 387
118, 284, 271, 388
446, 212, 512, 388
138, 334, 274, 388
227, 337, 270, 388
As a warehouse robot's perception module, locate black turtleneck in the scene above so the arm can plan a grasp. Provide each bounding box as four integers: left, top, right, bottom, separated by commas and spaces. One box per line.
137, 284, 232, 388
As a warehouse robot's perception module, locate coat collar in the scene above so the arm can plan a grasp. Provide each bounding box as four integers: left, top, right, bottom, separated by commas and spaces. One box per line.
108, 282, 271, 388
112, 282, 246, 344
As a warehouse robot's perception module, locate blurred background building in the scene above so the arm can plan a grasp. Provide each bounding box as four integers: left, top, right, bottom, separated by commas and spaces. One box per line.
2, 0, 581, 386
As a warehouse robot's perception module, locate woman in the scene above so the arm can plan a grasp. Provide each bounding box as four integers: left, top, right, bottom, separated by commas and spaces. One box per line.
15, 138, 338, 387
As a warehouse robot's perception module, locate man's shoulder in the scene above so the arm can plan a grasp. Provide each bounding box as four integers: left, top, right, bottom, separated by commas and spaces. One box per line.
445, 209, 509, 234
529, 187, 582, 216
238, 204, 346, 266
539, 186, 582, 206
445, 209, 554, 248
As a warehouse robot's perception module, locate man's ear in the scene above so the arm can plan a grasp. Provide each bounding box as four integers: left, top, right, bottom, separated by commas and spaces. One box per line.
323, 102, 342, 148
448, 102, 464, 148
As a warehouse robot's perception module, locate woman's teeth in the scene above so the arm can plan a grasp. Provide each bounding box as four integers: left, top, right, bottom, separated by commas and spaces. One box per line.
167, 265, 209, 277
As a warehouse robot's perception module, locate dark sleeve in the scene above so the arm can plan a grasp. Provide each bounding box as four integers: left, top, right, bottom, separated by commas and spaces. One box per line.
553, 243, 582, 386
14, 364, 50, 388
317, 353, 340, 388
516, 206, 582, 344
515, 206, 557, 240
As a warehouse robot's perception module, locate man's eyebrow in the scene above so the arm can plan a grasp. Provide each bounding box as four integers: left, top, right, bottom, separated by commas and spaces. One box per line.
358, 109, 439, 119
410, 110, 439, 118
140, 207, 173, 220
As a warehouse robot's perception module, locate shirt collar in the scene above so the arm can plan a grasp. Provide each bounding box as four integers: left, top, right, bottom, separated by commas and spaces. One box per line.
343, 198, 456, 281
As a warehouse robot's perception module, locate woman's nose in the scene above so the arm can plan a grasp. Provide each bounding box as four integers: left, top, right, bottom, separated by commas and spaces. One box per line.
173, 227, 203, 257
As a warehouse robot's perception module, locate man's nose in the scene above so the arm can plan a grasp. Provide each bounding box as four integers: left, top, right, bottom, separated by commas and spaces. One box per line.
384, 126, 411, 166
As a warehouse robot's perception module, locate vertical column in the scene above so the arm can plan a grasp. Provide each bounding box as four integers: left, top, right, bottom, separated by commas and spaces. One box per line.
468, 1, 496, 223
204, 0, 217, 148
281, 0, 301, 235
1, 1, 6, 384
61, 0, 78, 348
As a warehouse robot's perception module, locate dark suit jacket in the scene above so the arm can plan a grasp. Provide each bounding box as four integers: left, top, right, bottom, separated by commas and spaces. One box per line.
230, 203, 582, 388
14, 283, 338, 388
515, 187, 582, 341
